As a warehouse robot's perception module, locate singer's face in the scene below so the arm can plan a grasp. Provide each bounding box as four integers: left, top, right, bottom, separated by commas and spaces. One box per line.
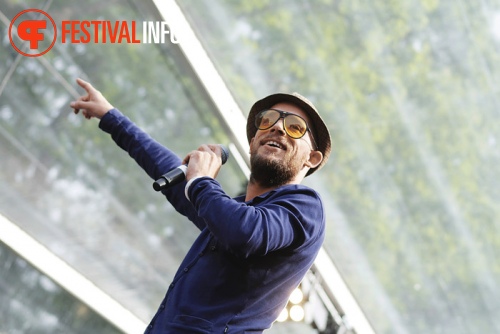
249, 102, 316, 187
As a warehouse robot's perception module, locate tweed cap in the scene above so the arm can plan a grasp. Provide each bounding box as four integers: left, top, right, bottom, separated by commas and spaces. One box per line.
246, 92, 331, 176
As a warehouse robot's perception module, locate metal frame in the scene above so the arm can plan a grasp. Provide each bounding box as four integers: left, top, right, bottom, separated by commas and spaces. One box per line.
0, 213, 146, 333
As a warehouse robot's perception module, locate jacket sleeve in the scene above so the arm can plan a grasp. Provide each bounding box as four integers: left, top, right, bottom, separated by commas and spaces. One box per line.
98, 108, 206, 229
187, 177, 325, 258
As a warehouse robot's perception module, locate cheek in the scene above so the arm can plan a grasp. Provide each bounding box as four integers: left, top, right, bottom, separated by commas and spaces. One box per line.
291, 146, 311, 164
249, 137, 258, 154
249, 139, 259, 155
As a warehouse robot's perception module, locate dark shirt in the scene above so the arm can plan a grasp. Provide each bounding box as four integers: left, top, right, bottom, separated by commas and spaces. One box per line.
99, 108, 325, 333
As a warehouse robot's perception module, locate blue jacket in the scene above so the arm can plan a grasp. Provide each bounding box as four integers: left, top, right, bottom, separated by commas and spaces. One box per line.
99, 109, 325, 333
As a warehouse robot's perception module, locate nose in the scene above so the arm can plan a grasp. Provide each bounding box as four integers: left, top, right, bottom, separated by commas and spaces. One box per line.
269, 118, 286, 136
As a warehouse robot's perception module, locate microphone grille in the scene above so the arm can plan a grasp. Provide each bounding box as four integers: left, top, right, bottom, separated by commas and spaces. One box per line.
220, 145, 229, 165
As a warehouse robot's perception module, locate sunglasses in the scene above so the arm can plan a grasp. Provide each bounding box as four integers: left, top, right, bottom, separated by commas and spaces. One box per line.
255, 109, 318, 149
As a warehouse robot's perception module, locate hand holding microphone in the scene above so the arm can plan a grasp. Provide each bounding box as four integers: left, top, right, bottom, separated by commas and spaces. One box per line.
153, 144, 229, 191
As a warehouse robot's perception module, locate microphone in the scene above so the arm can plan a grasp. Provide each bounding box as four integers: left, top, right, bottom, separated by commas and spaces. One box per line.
152, 145, 229, 192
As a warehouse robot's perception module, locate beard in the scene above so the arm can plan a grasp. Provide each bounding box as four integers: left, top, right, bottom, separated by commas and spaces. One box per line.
249, 151, 301, 188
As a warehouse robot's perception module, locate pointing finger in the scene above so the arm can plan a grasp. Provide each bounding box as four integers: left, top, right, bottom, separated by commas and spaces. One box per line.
76, 78, 95, 94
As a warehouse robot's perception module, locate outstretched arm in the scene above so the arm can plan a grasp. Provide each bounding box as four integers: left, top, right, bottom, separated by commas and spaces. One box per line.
69, 78, 209, 228
70, 78, 114, 119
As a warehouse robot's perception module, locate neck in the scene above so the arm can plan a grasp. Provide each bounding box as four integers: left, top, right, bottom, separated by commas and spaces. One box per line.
244, 177, 302, 202
244, 182, 274, 202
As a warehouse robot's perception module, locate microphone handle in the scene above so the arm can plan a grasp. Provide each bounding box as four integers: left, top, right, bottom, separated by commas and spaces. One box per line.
152, 165, 187, 191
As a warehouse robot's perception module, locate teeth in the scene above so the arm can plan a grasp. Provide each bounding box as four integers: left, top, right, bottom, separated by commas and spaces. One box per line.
266, 141, 283, 149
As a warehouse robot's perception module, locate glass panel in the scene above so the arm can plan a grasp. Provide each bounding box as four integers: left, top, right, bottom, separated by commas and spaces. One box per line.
178, 1, 500, 333
0, 0, 245, 329
4, 0, 499, 333
0, 241, 121, 334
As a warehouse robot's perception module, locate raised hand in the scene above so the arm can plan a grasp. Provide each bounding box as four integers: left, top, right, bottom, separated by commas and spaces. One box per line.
70, 78, 114, 119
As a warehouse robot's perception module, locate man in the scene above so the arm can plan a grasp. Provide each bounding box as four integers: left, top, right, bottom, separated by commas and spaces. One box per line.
70, 78, 331, 333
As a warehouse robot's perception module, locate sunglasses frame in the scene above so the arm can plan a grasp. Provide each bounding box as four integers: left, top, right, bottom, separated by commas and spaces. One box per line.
255, 108, 318, 149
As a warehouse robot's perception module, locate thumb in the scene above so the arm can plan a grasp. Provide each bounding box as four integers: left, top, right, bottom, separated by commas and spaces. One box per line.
70, 99, 93, 111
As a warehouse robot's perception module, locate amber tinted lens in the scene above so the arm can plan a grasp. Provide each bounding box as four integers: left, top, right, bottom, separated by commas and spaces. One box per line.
256, 109, 281, 130
284, 115, 307, 138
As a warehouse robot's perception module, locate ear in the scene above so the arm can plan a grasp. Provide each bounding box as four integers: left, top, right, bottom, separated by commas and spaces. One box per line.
305, 150, 323, 169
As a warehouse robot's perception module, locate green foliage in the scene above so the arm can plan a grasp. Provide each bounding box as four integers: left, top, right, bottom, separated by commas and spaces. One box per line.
2, 0, 500, 332
178, 0, 500, 333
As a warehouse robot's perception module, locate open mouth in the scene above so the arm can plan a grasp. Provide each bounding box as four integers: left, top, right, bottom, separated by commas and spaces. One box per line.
262, 140, 286, 150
